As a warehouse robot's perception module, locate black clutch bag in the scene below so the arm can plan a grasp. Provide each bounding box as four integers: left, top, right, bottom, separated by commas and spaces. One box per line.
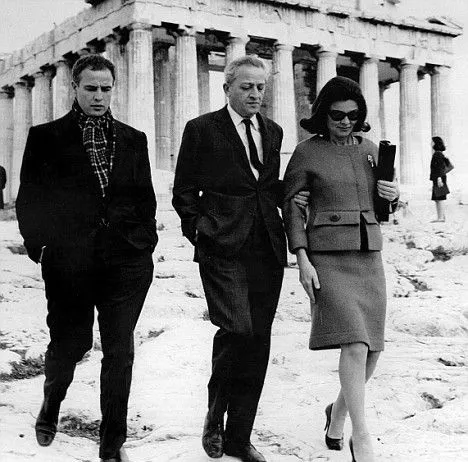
374, 141, 396, 222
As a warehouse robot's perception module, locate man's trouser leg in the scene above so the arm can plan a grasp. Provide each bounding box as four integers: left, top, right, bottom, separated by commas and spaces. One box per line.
40, 248, 96, 430
96, 252, 153, 460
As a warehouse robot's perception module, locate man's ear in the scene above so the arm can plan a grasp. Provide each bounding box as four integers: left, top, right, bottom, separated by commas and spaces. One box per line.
223, 83, 229, 96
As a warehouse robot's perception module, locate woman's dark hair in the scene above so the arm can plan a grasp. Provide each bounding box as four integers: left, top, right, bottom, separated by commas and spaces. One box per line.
432, 136, 446, 152
72, 54, 115, 85
300, 76, 369, 135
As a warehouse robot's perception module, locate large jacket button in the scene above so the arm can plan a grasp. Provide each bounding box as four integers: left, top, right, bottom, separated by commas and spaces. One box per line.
329, 213, 341, 222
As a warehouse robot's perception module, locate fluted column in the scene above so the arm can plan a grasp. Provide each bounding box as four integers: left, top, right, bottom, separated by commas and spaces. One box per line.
0, 88, 14, 204
54, 59, 73, 118
105, 34, 128, 123
12, 81, 32, 200
294, 59, 315, 142
32, 69, 54, 125
359, 57, 381, 143
173, 27, 199, 163
127, 23, 156, 172
198, 48, 211, 115
316, 49, 337, 93
399, 61, 423, 185
225, 35, 248, 65
272, 43, 297, 153
153, 44, 173, 171
379, 83, 389, 141
430, 65, 451, 148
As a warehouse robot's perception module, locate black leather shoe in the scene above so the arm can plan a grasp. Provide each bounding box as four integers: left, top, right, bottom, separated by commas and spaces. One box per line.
224, 441, 266, 462
35, 401, 58, 447
202, 414, 224, 458
100, 447, 130, 461
324, 403, 344, 450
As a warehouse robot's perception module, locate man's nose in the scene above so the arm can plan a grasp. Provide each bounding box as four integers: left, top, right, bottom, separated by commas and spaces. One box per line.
93, 89, 103, 100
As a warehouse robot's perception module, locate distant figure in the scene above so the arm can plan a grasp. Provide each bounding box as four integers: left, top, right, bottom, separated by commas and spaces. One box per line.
0, 165, 6, 209
16, 54, 157, 462
282, 76, 399, 462
430, 136, 449, 222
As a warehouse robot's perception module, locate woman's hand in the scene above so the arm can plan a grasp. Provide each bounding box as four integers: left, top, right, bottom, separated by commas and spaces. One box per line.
437, 177, 443, 187
377, 180, 399, 202
293, 190, 310, 212
296, 249, 320, 302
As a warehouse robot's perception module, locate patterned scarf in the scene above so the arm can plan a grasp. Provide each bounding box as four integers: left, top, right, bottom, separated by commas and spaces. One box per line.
72, 99, 116, 198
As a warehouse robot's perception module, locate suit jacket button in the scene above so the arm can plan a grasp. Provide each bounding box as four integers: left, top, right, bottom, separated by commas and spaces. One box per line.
330, 213, 341, 222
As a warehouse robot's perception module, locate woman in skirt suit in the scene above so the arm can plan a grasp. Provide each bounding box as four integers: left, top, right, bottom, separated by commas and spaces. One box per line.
430, 136, 449, 222
282, 76, 399, 462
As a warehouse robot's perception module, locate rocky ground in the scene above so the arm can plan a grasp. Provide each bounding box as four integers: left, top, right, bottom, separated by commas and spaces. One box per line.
0, 200, 467, 462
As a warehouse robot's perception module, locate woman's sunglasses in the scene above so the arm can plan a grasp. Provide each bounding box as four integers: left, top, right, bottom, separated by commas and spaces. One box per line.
328, 110, 360, 122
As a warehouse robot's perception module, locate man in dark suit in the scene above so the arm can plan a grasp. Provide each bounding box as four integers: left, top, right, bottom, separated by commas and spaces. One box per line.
173, 55, 288, 462
16, 54, 157, 462
0, 164, 6, 209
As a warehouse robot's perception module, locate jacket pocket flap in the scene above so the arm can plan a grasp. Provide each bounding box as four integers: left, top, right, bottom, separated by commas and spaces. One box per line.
361, 211, 379, 224
312, 211, 360, 226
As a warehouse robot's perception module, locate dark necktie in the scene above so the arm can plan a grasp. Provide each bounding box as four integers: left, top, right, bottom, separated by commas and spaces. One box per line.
242, 118, 263, 172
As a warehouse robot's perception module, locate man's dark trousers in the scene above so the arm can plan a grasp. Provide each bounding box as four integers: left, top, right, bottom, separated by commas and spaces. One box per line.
40, 233, 153, 460
198, 212, 283, 444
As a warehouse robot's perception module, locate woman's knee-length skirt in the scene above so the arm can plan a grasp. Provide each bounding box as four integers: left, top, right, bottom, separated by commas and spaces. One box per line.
308, 250, 386, 352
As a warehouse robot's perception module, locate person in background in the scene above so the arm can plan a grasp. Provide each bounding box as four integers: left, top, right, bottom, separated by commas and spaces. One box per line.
16, 54, 157, 462
282, 76, 399, 462
430, 136, 449, 222
0, 164, 6, 209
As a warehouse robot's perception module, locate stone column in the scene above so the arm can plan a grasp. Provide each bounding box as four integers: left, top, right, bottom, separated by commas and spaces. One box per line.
54, 59, 73, 118
173, 27, 199, 165
294, 59, 315, 142
0, 88, 14, 204
430, 65, 451, 149
316, 49, 337, 93
379, 83, 389, 141
127, 23, 156, 173
359, 57, 381, 143
105, 33, 128, 123
198, 48, 211, 115
272, 43, 297, 153
32, 68, 54, 125
399, 61, 423, 186
153, 44, 173, 171
225, 35, 248, 65
12, 81, 32, 200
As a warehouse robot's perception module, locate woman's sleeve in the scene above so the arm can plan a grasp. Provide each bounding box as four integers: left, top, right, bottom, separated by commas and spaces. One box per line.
282, 146, 310, 253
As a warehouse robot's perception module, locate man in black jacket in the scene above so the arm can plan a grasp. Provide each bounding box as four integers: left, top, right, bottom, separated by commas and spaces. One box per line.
173, 55, 290, 462
16, 54, 157, 462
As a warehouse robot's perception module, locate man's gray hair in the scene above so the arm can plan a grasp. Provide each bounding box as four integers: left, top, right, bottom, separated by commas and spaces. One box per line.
224, 55, 268, 86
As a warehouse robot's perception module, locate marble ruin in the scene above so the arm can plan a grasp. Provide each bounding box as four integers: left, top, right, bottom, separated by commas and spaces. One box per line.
0, 0, 462, 204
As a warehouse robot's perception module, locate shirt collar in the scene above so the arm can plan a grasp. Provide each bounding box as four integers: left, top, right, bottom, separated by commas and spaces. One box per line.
227, 104, 260, 132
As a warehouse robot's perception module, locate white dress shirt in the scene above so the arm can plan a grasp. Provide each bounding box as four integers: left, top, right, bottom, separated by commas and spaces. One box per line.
227, 104, 264, 180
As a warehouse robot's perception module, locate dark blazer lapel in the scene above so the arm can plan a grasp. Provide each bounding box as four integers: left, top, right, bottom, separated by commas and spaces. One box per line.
214, 107, 255, 177
257, 113, 272, 175
110, 120, 124, 183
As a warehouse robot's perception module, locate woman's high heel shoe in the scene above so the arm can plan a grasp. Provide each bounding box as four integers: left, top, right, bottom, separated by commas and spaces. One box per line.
349, 438, 356, 462
324, 403, 344, 450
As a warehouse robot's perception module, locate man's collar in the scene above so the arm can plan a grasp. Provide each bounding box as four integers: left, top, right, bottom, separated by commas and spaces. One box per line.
227, 104, 260, 131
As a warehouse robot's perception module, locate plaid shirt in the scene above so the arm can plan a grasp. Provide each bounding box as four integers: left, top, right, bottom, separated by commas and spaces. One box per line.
73, 100, 116, 198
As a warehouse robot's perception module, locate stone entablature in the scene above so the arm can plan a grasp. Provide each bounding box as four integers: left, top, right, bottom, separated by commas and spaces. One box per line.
0, 0, 461, 88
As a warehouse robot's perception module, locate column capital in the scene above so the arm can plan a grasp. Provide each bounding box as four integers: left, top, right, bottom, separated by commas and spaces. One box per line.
400, 59, 422, 69
274, 43, 294, 52
55, 58, 72, 68
170, 26, 197, 38
13, 79, 33, 90
428, 64, 451, 76
0, 86, 14, 98
33, 67, 55, 80
127, 22, 153, 32
316, 47, 340, 57
226, 35, 249, 47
